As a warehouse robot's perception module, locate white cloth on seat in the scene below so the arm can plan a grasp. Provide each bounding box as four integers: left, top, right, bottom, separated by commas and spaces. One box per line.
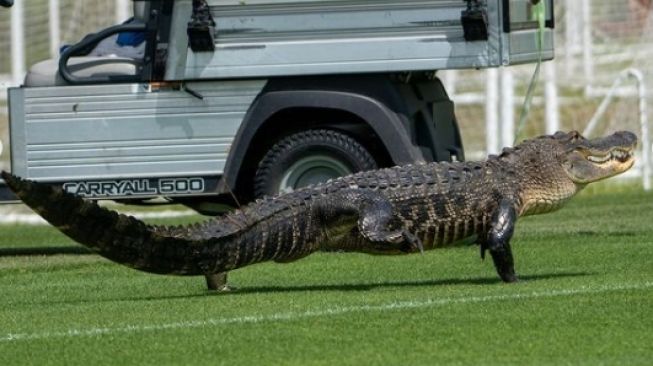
24, 56, 141, 87
88, 34, 146, 59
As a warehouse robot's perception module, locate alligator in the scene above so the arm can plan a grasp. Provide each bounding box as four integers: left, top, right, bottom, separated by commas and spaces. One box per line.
1, 130, 637, 291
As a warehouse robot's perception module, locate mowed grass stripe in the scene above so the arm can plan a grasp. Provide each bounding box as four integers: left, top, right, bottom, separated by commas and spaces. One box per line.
3, 281, 651, 343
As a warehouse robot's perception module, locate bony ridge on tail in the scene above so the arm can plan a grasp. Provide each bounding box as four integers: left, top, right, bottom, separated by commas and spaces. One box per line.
2, 130, 637, 291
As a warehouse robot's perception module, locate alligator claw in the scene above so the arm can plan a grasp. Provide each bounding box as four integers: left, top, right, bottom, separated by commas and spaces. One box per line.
205, 272, 232, 291
402, 231, 424, 254
499, 271, 518, 283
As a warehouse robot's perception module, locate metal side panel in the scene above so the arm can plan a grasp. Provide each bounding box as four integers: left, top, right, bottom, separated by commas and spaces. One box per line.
8, 87, 26, 177
173, 0, 503, 80
11, 81, 266, 182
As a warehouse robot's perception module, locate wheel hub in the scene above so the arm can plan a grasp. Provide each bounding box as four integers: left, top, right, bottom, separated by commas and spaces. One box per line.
279, 155, 352, 193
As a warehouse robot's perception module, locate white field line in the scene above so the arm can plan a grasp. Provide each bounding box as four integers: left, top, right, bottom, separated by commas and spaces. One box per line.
0, 210, 197, 225
1, 281, 651, 343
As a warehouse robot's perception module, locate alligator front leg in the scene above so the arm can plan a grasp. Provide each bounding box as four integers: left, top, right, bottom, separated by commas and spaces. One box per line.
486, 199, 518, 283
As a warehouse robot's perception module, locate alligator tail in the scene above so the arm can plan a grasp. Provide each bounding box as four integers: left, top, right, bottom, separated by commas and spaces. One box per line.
1, 171, 239, 275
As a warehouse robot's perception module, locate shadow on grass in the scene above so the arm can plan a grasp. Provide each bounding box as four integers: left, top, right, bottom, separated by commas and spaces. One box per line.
11, 272, 592, 308
221, 271, 592, 296
32, 271, 591, 307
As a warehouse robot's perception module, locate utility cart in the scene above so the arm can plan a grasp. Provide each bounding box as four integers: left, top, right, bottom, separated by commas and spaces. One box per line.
0, 0, 554, 213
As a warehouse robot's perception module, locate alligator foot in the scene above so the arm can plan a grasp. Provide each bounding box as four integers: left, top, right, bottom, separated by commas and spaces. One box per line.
205, 272, 235, 292
365, 229, 424, 254
400, 230, 424, 254
488, 199, 518, 283
489, 249, 518, 283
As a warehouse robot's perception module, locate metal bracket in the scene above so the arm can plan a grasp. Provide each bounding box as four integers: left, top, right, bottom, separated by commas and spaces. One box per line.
461, 0, 488, 41
187, 0, 216, 52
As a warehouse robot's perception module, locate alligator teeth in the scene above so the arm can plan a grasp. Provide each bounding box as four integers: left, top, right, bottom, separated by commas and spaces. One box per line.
611, 149, 632, 162
588, 155, 610, 163
588, 150, 631, 164
611, 150, 629, 160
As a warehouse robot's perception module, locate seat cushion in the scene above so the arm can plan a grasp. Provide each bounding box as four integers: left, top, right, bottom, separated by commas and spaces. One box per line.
24, 56, 141, 87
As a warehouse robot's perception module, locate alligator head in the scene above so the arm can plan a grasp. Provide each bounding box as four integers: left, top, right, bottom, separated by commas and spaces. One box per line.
505, 130, 638, 215
557, 130, 637, 184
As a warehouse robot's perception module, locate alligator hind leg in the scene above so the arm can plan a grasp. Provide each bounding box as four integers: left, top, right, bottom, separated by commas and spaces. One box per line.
356, 192, 424, 254
205, 272, 234, 292
486, 199, 518, 283
317, 189, 423, 253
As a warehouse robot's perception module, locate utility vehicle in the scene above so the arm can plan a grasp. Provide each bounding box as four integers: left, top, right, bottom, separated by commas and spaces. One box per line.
0, 0, 554, 213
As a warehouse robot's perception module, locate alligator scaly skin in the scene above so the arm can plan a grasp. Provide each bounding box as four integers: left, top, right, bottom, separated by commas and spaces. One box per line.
1, 131, 638, 288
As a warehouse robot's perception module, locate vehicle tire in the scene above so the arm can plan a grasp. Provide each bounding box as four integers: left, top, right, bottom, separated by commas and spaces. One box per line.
254, 129, 377, 197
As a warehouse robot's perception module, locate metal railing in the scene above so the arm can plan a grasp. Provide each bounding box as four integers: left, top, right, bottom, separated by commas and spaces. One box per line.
583, 68, 650, 190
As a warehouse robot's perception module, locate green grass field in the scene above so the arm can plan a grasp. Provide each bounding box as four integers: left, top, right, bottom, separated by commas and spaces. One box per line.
0, 190, 652, 365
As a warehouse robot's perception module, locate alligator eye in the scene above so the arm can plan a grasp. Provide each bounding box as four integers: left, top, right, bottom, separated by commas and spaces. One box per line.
570, 131, 582, 141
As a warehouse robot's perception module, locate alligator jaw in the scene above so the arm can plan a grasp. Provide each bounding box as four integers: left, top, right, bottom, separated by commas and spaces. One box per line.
563, 131, 637, 184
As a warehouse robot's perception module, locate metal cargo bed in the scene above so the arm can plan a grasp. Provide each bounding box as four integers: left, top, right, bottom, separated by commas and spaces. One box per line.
165, 0, 554, 80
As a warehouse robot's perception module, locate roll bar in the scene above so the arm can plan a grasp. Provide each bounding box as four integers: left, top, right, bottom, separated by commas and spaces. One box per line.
58, 22, 147, 85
